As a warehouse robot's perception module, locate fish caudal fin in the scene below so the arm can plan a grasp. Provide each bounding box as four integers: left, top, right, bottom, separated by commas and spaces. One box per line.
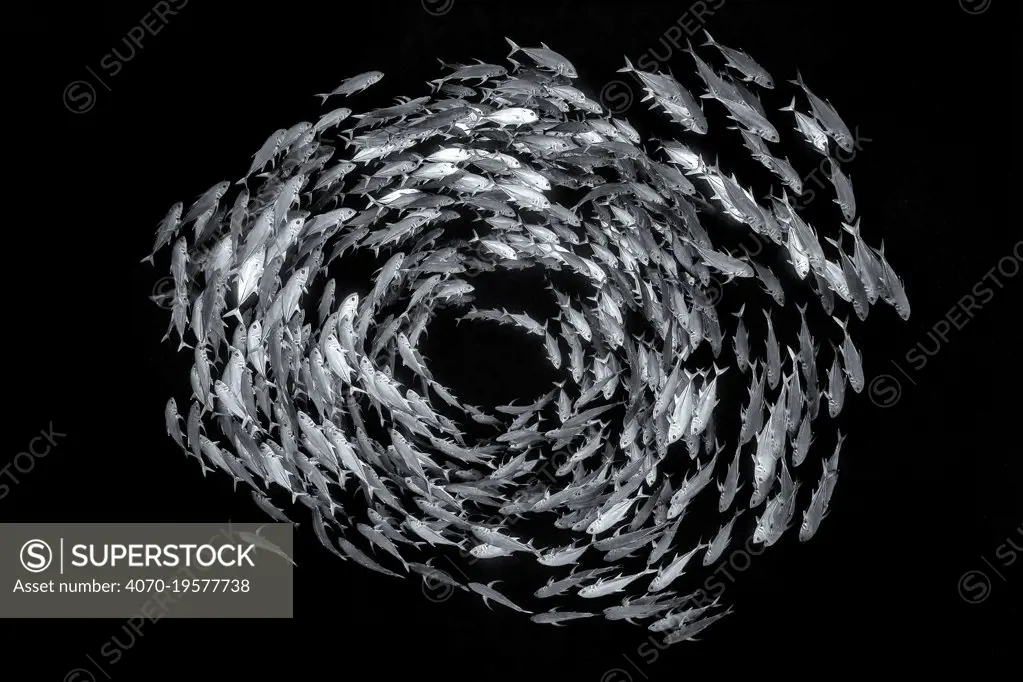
504, 37, 520, 59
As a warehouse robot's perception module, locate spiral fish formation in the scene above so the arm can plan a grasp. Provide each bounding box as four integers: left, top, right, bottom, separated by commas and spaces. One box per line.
146, 34, 908, 642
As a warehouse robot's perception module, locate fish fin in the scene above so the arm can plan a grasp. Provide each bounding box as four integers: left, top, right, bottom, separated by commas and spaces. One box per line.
504, 37, 520, 55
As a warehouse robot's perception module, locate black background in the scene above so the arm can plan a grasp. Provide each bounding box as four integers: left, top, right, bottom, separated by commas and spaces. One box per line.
6, 0, 1021, 677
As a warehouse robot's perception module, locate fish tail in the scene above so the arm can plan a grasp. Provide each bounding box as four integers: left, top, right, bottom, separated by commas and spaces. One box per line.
222, 307, 244, 324
840, 218, 860, 237
504, 37, 520, 59
700, 30, 716, 48
617, 55, 635, 73
140, 254, 154, 266
779, 96, 797, 112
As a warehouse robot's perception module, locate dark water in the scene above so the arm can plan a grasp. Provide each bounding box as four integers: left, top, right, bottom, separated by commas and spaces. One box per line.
10, 0, 1021, 677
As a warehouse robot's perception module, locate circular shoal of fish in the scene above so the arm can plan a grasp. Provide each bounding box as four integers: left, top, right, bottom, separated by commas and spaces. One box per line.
146, 35, 908, 642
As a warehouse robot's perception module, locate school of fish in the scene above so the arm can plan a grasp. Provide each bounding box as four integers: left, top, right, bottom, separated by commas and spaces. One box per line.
145, 34, 909, 642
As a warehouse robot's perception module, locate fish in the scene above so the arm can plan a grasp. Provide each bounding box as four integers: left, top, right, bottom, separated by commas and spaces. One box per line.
579, 569, 657, 598
799, 433, 844, 541
164, 398, 185, 451
703, 510, 741, 566
788, 70, 854, 153
505, 38, 578, 77
649, 544, 705, 592
317, 71, 385, 102
702, 31, 775, 88
142, 202, 183, 265
829, 161, 857, 221
469, 581, 533, 613
825, 346, 847, 418
531, 609, 596, 626
146, 36, 906, 643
